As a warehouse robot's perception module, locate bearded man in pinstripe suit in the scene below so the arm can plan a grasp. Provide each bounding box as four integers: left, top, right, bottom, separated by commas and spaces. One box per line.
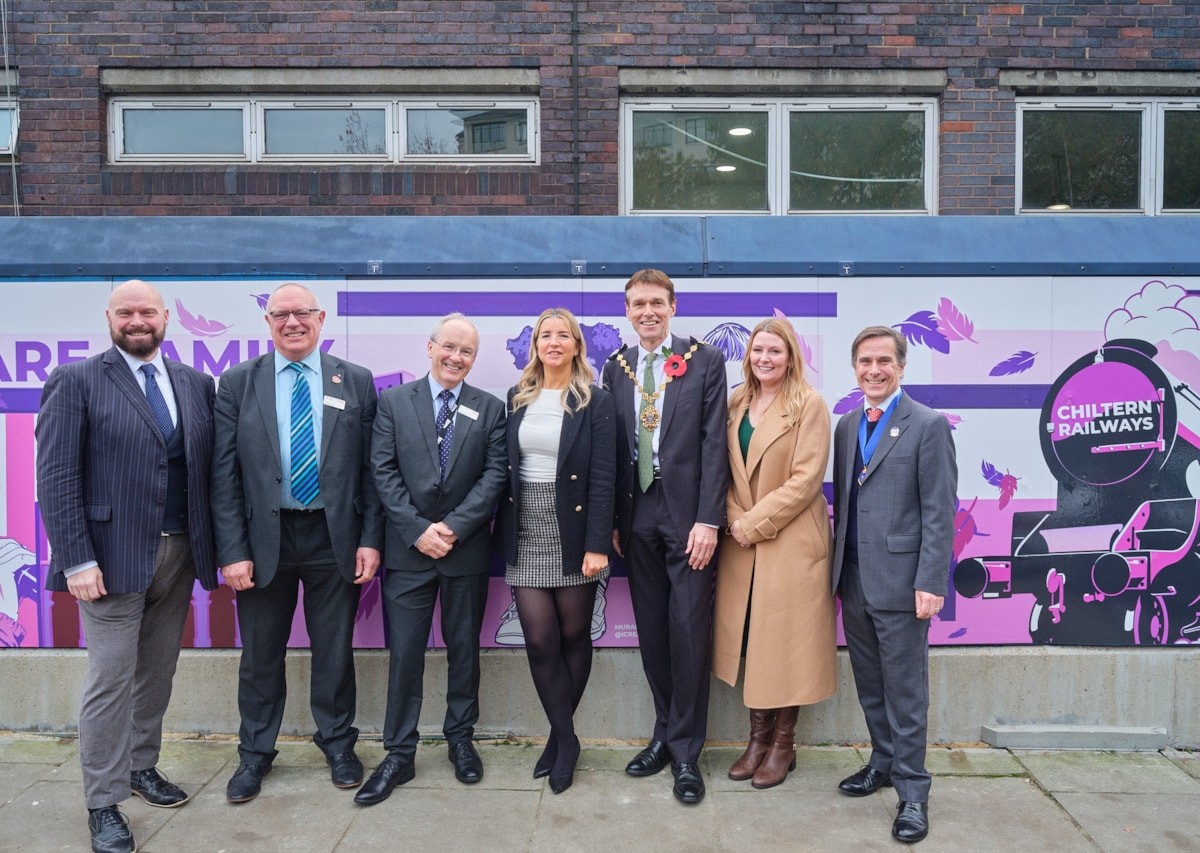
37, 280, 218, 853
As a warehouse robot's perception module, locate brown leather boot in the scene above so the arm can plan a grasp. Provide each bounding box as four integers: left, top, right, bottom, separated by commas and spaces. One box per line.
728, 708, 776, 781
751, 705, 798, 789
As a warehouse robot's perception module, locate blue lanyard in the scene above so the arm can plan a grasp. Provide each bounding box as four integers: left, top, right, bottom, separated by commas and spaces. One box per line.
857, 394, 900, 483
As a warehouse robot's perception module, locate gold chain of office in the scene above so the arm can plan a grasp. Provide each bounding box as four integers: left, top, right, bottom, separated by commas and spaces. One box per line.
616, 343, 700, 431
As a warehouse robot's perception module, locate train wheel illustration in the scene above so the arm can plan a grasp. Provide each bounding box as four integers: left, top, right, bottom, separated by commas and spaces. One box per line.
1133, 594, 1169, 645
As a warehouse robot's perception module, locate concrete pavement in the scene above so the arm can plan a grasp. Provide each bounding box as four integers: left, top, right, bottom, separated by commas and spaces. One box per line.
1, 734, 1198, 852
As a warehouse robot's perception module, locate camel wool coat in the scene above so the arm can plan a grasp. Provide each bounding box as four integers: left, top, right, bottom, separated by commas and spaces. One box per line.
712, 384, 838, 709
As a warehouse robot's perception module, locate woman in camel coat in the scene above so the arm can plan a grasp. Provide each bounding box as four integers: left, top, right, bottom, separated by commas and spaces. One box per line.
712, 316, 837, 790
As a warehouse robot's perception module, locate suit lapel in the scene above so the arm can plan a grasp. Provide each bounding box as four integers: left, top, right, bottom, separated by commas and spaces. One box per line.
103, 347, 165, 445
318, 353, 344, 463
611, 345, 637, 459
410, 377, 440, 473
446, 383, 484, 477
252, 356, 283, 466
163, 357, 191, 438
861, 394, 911, 482
658, 333, 687, 440
743, 396, 790, 481
557, 391, 584, 473
839, 412, 858, 494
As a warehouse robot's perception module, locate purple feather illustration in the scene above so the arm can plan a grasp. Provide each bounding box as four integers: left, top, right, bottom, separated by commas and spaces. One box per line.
939, 412, 963, 430
981, 459, 1020, 509
893, 311, 950, 354
175, 299, 233, 338
772, 308, 817, 374
947, 627, 968, 639
833, 388, 865, 414
935, 297, 978, 343
989, 350, 1037, 376
252, 293, 270, 310
704, 322, 751, 362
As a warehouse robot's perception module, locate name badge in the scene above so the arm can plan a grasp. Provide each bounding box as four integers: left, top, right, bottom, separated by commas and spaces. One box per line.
323, 395, 346, 410
459, 405, 480, 421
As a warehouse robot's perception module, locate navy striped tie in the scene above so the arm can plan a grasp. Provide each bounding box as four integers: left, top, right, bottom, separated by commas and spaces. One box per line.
288, 362, 320, 506
140, 363, 175, 442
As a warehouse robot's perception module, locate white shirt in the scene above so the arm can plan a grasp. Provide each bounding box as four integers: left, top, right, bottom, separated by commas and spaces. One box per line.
518, 391, 564, 482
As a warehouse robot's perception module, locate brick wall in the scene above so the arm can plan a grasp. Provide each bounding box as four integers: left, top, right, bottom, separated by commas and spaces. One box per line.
5, 1, 1200, 216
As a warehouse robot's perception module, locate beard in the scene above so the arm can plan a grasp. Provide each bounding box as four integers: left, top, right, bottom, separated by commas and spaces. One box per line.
111, 325, 164, 357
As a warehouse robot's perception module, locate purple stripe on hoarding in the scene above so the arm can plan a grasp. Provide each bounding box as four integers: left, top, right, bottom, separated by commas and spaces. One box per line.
339, 291, 837, 317
904, 384, 1052, 409
0, 389, 44, 414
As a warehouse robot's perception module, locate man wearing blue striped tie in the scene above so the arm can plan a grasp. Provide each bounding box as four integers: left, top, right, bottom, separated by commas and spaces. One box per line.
211, 282, 384, 805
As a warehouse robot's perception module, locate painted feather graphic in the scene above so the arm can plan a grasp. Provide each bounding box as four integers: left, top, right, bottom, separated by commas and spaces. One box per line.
989, 350, 1037, 376
252, 293, 271, 310
772, 308, 817, 374
981, 460, 1020, 509
174, 299, 232, 337
935, 297, 978, 343
939, 412, 963, 430
893, 311, 950, 354
833, 387, 865, 414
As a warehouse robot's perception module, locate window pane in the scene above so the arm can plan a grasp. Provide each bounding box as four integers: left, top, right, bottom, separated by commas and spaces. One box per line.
121, 109, 244, 155
631, 111, 769, 211
1163, 110, 1200, 210
406, 108, 529, 155
263, 108, 387, 156
789, 111, 926, 211
1021, 110, 1141, 210
0, 108, 12, 152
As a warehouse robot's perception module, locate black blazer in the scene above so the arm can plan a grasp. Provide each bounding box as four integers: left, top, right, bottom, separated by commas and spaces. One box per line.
495, 385, 616, 576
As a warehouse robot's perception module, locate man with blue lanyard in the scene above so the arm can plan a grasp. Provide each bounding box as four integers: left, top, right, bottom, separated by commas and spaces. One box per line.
830, 325, 957, 845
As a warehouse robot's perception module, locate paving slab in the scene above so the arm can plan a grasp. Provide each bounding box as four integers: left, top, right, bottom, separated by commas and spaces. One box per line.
1054, 792, 1198, 853
1161, 748, 1200, 782
925, 746, 1026, 777
0, 737, 77, 766
0, 763, 49, 805
1016, 750, 1200, 794
926, 777, 1098, 853
341, 789, 540, 852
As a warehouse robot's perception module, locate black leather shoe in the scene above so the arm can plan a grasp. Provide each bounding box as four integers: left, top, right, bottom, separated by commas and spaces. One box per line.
354, 754, 416, 806
548, 737, 580, 795
226, 762, 271, 803
131, 767, 190, 808
837, 765, 893, 797
893, 801, 929, 843
533, 738, 557, 780
671, 762, 706, 804
88, 805, 134, 853
327, 751, 364, 788
449, 740, 484, 784
625, 739, 671, 777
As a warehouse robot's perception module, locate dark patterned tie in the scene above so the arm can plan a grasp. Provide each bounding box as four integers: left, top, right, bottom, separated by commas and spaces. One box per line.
289, 363, 320, 506
437, 389, 456, 480
140, 363, 175, 442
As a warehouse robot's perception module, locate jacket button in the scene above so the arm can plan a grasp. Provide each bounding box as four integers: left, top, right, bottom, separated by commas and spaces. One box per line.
575, 505, 583, 512
507, 464, 512, 470
508, 497, 514, 503
570, 474, 578, 481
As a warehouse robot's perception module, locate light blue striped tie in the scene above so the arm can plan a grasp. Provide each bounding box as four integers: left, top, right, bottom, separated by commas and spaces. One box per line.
288, 363, 320, 506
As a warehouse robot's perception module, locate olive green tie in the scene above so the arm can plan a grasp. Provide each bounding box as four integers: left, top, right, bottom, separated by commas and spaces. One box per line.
638, 353, 656, 492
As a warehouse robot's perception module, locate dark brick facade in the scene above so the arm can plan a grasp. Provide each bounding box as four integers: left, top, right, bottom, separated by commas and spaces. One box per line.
2, 2, 1199, 216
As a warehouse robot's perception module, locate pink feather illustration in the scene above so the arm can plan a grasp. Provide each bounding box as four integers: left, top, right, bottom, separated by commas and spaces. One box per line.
174, 299, 233, 338
935, 297, 978, 343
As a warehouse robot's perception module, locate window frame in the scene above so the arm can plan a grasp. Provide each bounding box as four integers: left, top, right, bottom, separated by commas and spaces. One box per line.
0, 101, 15, 157
1015, 97, 1200, 216
108, 96, 540, 165
621, 97, 938, 216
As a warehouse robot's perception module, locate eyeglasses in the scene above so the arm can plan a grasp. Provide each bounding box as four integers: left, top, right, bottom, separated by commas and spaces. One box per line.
431, 341, 477, 359
268, 308, 321, 323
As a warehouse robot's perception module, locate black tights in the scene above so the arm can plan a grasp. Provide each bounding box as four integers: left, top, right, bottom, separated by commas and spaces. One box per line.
514, 583, 598, 769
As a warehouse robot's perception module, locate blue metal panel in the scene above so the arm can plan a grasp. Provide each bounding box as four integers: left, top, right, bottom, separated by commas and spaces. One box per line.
0, 215, 1197, 279
704, 215, 1200, 277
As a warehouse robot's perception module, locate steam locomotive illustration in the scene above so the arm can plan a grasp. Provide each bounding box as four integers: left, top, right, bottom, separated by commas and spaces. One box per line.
954, 339, 1200, 645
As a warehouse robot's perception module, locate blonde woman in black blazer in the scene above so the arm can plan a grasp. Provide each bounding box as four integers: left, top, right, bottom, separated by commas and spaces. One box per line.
495, 308, 616, 795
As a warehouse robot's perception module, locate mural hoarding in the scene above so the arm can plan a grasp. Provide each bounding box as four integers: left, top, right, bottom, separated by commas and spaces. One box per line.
1, 274, 1197, 649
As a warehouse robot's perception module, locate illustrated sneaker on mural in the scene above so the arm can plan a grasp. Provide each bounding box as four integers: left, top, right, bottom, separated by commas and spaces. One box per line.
494, 594, 525, 646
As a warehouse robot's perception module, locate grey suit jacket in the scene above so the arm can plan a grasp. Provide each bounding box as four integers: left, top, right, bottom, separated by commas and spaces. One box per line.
370, 375, 506, 577
830, 392, 957, 610
37, 346, 218, 595
600, 334, 729, 550
210, 351, 384, 586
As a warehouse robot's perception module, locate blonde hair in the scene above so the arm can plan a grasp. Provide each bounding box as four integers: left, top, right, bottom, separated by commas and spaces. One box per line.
511, 308, 594, 413
728, 317, 810, 427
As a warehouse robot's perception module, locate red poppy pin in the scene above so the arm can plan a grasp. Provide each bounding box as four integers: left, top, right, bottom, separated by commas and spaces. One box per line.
663, 353, 687, 378
331, 374, 342, 384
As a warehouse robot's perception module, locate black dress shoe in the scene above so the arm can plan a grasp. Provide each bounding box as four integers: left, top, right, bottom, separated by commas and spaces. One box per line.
88, 805, 134, 853
226, 762, 272, 803
548, 737, 580, 795
671, 762, 706, 804
131, 767, 190, 808
625, 739, 671, 777
327, 750, 364, 788
837, 765, 893, 797
893, 801, 929, 843
354, 754, 416, 806
533, 732, 558, 780
449, 740, 484, 784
